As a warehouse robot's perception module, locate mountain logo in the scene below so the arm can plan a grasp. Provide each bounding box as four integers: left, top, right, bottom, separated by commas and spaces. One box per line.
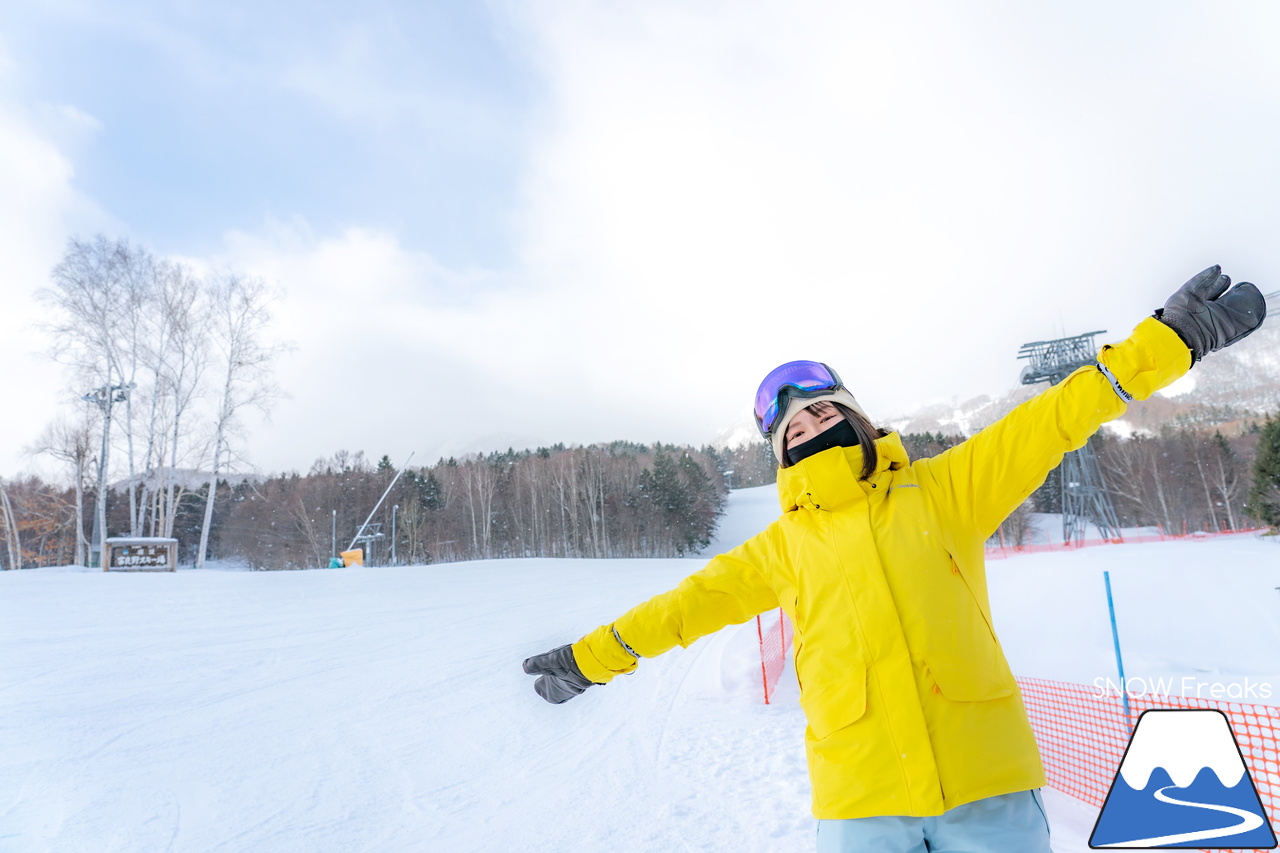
1089, 709, 1277, 849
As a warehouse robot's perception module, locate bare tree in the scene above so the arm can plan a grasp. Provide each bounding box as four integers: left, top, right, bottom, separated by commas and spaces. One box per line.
1107, 435, 1176, 533
460, 456, 497, 558
112, 243, 155, 536
1206, 432, 1242, 531
290, 494, 328, 569
195, 273, 288, 569
28, 414, 95, 565
1183, 432, 1222, 533
38, 236, 142, 563
149, 260, 210, 537
0, 480, 20, 570
581, 450, 608, 558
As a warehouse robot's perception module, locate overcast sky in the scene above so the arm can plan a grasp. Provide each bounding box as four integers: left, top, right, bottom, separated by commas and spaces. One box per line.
3, 1, 1279, 478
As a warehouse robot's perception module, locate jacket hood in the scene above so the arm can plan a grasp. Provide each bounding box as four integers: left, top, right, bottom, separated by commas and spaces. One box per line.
776, 431, 910, 513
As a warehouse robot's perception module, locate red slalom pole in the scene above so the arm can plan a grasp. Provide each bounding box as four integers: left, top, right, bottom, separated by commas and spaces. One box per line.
757, 614, 770, 704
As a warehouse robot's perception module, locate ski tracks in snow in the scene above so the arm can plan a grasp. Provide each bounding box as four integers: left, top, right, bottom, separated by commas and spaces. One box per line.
3, 537, 1276, 851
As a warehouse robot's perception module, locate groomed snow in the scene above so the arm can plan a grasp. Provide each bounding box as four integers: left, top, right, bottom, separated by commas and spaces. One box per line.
1, 486, 1277, 852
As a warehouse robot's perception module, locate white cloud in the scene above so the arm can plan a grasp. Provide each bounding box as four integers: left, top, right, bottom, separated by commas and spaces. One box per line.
0, 41, 114, 478
212, 220, 567, 472
204, 2, 1280, 474
12, 3, 1280, 480
500, 1, 1280, 432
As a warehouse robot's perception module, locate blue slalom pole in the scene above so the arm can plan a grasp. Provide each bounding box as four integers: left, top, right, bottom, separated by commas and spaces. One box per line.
1104, 571, 1132, 732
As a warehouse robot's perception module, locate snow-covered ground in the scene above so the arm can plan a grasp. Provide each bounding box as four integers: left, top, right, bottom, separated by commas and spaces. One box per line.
2, 485, 1277, 852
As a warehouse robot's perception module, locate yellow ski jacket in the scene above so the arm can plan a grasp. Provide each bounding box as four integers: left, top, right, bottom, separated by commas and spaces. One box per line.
572, 317, 1191, 819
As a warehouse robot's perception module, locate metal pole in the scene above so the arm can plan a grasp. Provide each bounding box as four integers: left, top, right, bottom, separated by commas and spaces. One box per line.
1104, 571, 1131, 731
331, 509, 336, 559
756, 614, 769, 705
348, 452, 415, 552
391, 505, 398, 565
83, 383, 132, 567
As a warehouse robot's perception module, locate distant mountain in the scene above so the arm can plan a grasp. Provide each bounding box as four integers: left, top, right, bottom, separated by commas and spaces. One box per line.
885, 322, 1280, 439
711, 406, 764, 450
428, 431, 550, 462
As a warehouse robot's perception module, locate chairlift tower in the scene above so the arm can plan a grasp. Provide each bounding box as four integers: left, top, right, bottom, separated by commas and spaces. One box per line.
1017, 330, 1122, 544
353, 522, 385, 566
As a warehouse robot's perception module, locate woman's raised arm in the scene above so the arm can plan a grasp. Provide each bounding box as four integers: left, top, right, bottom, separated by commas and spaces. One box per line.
914, 267, 1265, 541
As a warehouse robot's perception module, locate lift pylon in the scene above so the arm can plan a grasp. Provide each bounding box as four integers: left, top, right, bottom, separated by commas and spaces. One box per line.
1017, 331, 1122, 543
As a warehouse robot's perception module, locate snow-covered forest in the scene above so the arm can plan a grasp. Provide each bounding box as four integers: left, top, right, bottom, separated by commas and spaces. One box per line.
4, 409, 1278, 571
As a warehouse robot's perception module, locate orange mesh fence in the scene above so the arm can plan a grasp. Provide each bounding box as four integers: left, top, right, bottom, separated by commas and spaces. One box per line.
985, 526, 1266, 560
755, 607, 792, 705
1018, 677, 1279, 852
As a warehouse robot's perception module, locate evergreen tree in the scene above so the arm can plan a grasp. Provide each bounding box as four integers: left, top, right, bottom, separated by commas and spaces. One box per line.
677, 453, 724, 554
421, 471, 444, 511
639, 451, 689, 555
1248, 414, 1280, 528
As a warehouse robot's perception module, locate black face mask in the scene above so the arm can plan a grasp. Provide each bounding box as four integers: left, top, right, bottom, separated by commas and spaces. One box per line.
785, 418, 859, 467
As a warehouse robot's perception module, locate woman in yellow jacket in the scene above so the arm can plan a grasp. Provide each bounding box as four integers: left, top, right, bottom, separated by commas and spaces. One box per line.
524, 267, 1266, 852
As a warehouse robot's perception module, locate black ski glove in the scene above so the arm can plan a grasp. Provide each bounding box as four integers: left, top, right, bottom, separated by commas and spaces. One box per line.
1155, 265, 1266, 365
523, 644, 596, 704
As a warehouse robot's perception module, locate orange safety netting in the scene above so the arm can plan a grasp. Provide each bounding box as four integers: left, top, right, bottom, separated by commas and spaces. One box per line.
985, 526, 1266, 560
756, 607, 791, 705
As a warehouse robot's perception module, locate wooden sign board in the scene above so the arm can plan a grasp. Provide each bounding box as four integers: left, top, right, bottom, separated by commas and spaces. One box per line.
103, 538, 178, 572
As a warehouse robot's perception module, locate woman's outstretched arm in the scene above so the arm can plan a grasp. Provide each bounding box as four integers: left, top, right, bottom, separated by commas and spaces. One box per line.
914, 268, 1265, 541
524, 526, 780, 702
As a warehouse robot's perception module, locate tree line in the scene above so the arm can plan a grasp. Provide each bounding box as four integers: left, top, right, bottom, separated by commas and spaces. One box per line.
997, 419, 1278, 545
218, 444, 729, 568
0, 442, 731, 569
5, 419, 1277, 570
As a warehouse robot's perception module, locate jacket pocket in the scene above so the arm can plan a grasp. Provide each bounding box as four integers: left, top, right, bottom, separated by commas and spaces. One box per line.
799, 661, 868, 739
925, 654, 1015, 702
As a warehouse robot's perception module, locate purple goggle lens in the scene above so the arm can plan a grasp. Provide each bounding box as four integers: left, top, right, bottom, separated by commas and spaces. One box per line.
753, 360, 843, 438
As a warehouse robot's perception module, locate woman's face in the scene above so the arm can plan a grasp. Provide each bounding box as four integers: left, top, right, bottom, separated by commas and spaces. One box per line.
784, 401, 843, 449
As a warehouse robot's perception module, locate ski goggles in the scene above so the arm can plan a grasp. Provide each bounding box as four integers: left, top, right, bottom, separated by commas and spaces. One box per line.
753, 360, 845, 439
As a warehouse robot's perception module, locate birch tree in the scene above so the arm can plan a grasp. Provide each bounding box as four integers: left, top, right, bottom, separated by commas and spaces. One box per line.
38, 236, 139, 561
1206, 431, 1242, 531
195, 273, 287, 569
112, 243, 155, 536
150, 261, 210, 537
29, 414, 95, 565
0, 480, 20, 570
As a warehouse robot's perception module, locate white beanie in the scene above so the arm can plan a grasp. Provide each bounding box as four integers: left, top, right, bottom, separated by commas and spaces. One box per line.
769, 387, 869, 465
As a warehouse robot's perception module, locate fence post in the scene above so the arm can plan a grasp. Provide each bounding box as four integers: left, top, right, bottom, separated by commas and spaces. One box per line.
757, 614, 770, 705
1104, 571, 1132, 733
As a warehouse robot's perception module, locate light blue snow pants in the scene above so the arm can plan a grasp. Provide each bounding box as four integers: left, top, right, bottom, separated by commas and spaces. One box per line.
816, 789, 1053, 853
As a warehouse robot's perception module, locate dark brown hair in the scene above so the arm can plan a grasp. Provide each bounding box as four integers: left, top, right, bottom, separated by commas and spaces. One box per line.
780, 400, 889, 480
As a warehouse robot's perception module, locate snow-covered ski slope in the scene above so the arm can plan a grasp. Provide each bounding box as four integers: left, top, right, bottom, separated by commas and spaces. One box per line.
2, 485, 1278, 852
